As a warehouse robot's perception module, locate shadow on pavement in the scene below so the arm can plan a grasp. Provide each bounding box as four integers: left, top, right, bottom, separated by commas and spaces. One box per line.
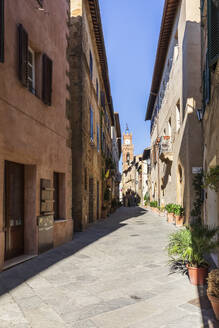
0, 206, 147, 297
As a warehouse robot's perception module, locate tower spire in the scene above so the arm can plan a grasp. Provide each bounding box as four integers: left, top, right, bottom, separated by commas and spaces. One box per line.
125, 124, 129, 135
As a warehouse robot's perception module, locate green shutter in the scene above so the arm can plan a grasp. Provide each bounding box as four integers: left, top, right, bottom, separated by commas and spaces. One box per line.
0, 0, 4, 62
208, 0, 219, 67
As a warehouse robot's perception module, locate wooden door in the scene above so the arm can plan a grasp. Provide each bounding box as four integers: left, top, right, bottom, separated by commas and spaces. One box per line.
97, 181, 99, 220
4, 161, 24, 260
89, 178, 94, 223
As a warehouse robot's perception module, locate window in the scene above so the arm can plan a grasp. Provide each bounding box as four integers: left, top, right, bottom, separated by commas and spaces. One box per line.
97, 124, 100, 152
0, 0, 4, 63
126, 153, 130, 165
96, 79, 99, 101
176, 101, 180, 132
84, 168, 87, 190
53, 172, 65, 220
37, 0, 43, 7
168, 118, 172, 138
90, 106, 94, 141
89, 50, 93, 80
208, 0, 219, 67
42, 54, 53, 105
203, 52, 211, 112
101, 91, 105, 110
27, 47, 35, 94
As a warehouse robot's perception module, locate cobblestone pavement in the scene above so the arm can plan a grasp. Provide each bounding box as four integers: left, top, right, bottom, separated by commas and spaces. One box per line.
0, 207, 217, 328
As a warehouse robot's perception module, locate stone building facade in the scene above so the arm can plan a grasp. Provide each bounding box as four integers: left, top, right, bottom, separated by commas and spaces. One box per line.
69, 0, 117, 231
201, 0, 219, 265
0, 0, 73, 271
111, 113, 122, 202
145, 0, 203, 223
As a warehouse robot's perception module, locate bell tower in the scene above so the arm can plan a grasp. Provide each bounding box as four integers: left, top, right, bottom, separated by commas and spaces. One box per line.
122, 126, 134, 172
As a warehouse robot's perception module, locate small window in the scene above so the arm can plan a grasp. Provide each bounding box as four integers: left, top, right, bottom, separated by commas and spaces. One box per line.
37, 0, 43, 7
97, 124, 100, 152
168, 118, 172, 137
53, 172, 65, 221
90, 106, 94, 141
89, 51, 93, 80
176, 101, 180, 132
84, 168, 87, 190
96, 79, 99, 101
27, 47, 35, 94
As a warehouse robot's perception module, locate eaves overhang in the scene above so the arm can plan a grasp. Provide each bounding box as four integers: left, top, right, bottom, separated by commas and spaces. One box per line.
145, 0, 180, 121
88, 0, 114, 125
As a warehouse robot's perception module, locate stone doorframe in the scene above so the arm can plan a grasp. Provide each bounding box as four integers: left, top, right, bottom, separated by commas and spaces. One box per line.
0, 159, 37, 271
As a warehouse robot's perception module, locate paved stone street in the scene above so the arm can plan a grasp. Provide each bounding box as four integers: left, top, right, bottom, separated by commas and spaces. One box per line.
0, 207, 217, 328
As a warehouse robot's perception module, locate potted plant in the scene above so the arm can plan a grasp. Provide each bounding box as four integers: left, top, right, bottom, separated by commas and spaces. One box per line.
167, 224, 219, 285
165, 203, 175, 223
207, 269, 219, 320
150, 201, 158, 213
174, 205, 184, 227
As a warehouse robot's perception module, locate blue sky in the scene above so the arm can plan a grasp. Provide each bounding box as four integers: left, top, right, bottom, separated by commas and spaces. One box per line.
99, 0, 164, 156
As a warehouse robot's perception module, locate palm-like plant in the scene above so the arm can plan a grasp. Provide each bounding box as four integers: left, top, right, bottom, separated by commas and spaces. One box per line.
167, 224, 219, 270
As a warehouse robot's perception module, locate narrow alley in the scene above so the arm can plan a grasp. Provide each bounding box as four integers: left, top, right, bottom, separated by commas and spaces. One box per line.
0, 207, 216, 328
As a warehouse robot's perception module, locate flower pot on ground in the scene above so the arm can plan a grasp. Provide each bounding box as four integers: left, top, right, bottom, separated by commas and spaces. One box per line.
186, 264, 208, 286
175, 215, 184, 226
207, 269, 219, 320
173, 205, 185, 227
167, 224, 219, 285
165, 204, 175, 223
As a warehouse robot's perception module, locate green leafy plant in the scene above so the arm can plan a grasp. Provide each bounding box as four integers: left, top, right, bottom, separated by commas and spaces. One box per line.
173, 205, 185, 216
191, 172, 204, 218
207, 269, 219, 298
144, 192, 150, 205
165, 203, 175, 213
167, 224, 219, 270
204, 166, 219, 192
150, 201, 158, 208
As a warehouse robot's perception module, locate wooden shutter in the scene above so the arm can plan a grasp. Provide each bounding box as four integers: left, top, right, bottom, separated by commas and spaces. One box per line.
42, 54, 53, 105
101, 91, 105, 109
89, 51, 93, 80
18, 24, 28, 87
0, 0, 4, 62
208, 0, 219, 67
90, 107, 93, 140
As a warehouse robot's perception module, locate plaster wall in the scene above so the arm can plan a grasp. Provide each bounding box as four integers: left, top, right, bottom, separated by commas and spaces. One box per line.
150, 0, 202, 222
0, 0, 72, 270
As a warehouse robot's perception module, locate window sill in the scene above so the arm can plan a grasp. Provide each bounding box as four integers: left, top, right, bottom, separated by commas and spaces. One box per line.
54, 218, 69, 223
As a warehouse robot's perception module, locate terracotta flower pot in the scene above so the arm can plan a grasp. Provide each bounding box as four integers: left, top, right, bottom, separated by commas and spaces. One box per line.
167, 213, 175, 223
208, 294, 219, 320
187, 265, 208, 285
175, 215, 184, 227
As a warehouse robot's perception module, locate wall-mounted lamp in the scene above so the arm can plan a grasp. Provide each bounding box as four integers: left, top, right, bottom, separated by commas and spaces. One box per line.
196, 108, 203, 121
